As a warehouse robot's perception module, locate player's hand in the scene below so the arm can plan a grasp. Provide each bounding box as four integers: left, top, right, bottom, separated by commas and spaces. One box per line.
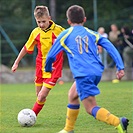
52, 67, 55, 70
11, 63, 18, 72
116, 69, 125, 80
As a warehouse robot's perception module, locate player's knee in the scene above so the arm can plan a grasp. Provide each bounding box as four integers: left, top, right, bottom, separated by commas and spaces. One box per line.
68, 89, 72, 98
68, 93, 77, 103
68, 89, 78, 100
37, 93, 46, 102
68, 96, 79, 104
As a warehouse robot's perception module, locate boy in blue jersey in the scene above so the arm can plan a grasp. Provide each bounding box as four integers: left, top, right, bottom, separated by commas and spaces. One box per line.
45, 5, 129, 133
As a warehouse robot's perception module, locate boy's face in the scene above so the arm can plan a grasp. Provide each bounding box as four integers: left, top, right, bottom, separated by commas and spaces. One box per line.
35, 15, 51, 30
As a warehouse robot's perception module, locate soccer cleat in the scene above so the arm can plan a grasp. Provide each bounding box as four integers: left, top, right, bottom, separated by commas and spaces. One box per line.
57, 129, 74, 133
116, 117, 129, 133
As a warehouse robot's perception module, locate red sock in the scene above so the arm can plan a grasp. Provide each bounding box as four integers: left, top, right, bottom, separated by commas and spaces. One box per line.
32, 102, 44, 116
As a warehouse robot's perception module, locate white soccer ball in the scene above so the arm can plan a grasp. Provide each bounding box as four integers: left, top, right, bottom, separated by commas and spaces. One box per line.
17, 108, 36, 127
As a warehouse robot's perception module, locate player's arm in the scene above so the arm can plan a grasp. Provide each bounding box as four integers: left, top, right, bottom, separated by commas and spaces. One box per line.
45, 41, 63, 72
98, 37, 124, 70
98, 37, 125, 79
45, 29, 71, 72
12, 30, 36, 72
11, 47, 27, 72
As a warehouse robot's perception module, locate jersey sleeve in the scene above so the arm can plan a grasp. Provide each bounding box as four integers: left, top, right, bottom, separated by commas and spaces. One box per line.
24, 30, 37, 54
98, 37, 124, 70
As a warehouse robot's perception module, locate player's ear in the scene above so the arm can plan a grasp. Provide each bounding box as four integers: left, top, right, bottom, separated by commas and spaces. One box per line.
48, 16, 51, 20
83, 17, 87, 23
67, 19, 71, 25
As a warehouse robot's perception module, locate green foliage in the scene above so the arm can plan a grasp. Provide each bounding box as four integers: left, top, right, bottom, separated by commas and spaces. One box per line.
0, 0, 133, 67
1, 81, 133, 133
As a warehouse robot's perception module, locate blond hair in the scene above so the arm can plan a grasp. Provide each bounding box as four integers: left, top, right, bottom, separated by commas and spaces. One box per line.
34, 6, 50, 18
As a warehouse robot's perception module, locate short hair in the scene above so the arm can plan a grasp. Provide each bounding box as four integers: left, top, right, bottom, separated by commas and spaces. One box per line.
66, 5, 85, 24
34, 6, 50, 18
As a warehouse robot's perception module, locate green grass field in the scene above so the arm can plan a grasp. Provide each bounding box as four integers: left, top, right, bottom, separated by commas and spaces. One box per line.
1, 81, 133, 133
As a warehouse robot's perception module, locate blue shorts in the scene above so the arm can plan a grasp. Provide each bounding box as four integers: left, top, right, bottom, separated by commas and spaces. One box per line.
75, 75, 101, 101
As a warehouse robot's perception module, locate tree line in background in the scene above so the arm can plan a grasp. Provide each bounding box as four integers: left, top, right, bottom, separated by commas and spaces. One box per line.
0, 0, 133, 67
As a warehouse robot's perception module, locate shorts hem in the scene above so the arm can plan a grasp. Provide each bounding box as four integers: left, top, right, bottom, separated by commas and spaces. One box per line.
43, 83, 54, 89
35, 83, 43, 86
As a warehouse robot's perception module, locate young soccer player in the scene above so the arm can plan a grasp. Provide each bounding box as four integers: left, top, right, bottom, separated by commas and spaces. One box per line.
45, 5, 129, 133
11, 6, 64, 116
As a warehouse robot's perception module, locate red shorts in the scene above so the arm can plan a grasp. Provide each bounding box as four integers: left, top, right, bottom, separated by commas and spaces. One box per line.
35, 76, 58, 89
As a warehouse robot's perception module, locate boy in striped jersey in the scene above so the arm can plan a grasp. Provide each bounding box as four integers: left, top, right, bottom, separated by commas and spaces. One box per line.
12, 6, 64, 117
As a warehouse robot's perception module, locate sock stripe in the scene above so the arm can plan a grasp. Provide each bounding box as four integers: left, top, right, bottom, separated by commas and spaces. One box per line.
67, 104, 80, 109
91, 106, 100, 118
36, 98, 46, 105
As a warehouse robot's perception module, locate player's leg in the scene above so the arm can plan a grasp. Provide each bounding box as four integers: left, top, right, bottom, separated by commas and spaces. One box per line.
82, 96, 121, 125
58, 79, 97, 133
82, 96, 129, 133
32, 77, 58, 116
58, 82, 79, 133
76, 75, 129, 133
36, 85, 42, 96
34, 76, 44, 96
32, 86, 50, 116
68, 82, 79, 104
32, 76, 45, 116
76, 75, 119, 125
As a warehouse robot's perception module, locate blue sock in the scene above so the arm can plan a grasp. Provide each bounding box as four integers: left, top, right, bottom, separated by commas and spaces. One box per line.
91, 106, 100, 118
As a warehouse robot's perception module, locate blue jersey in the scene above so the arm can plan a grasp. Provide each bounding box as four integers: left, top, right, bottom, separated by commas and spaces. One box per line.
45, 25, 124, 78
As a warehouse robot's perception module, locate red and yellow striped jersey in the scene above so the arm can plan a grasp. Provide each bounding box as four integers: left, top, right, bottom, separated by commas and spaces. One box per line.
24, 20, 64, 78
